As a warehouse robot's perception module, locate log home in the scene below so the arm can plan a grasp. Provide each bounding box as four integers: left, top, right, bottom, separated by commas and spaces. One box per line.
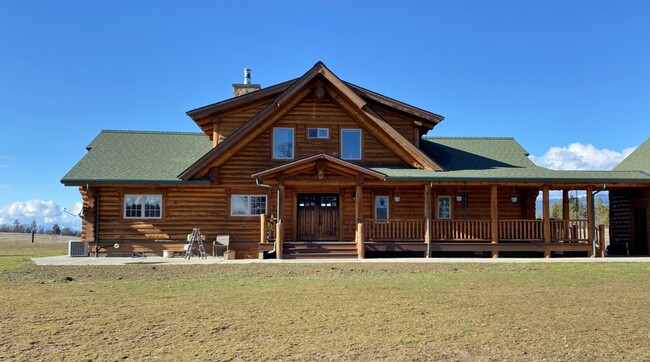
61, 62, 650, 259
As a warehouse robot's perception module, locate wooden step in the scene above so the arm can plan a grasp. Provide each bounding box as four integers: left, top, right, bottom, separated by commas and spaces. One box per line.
283, 242, 358, 259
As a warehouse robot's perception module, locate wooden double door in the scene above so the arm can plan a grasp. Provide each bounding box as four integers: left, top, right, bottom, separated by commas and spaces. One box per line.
297, 194, 339, 241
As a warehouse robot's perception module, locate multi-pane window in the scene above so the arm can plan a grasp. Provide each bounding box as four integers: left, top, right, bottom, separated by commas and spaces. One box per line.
437, 196, 451, 219
375, 196, 389, 220
231, 195, 267, 216
273, 127, 294, 159
308, 127, 329, 139
341, 129, 361, 160
124, 194, 162, 219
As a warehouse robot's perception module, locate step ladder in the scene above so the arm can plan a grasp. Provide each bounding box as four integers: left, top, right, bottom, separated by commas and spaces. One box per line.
184, 228, 207, 260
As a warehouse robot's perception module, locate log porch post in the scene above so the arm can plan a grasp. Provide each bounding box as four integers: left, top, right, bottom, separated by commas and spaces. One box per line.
276, 175, 286, 260
586, 186, 594, 258
424, 182, 431, 258
562, 189, 570, 239
355, 176, 364, 258
543, 186, 551, 258
490, 184, 499, 258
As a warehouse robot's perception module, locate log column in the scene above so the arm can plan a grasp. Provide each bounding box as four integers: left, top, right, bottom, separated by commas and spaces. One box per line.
424, 182, 431, 258
490, 185, 499, 258
277, 174, 286, 260
355, 175, 364, 258
562, 189, 570, 239
543, 186, 551, 258
586, 186, 594, 257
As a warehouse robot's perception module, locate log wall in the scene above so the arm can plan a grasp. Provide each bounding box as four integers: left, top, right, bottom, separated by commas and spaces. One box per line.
610, 188, 650, 255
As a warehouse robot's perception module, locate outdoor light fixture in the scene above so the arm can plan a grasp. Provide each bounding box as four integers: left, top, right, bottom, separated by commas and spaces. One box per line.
394, 188, 400, 202
511, 189, 518, 203
456, 195, 463, 202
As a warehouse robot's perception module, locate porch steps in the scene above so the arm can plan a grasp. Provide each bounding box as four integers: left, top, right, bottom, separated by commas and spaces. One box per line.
283, 242, 358, 259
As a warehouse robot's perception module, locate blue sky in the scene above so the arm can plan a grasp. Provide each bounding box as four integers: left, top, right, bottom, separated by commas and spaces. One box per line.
1, 1, 649, 228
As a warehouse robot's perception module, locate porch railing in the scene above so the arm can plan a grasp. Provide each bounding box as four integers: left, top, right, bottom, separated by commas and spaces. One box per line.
550, 219, 589, 243
431, 220, 491, 241
498, 220, 543, 241
363, 219, 425, 241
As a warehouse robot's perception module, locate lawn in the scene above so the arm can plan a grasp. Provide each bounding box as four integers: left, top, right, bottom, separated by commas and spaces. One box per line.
1, 241, 649, 361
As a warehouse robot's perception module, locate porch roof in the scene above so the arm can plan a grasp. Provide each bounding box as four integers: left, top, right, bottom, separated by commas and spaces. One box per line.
371, 137, 650, 184
370, 166, 650, 183
252, 153, 386, 181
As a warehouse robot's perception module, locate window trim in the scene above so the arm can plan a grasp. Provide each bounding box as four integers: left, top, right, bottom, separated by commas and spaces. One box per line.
375, 195, 390, 220
123, 194, 163, 219
272, 127, 295, 160
437, 195, 452, 219
230, 194, 268, 217
307, 127, 329, 139
341, 128, 362, 160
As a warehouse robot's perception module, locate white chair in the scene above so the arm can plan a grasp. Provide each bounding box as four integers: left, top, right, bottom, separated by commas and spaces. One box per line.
213, 234, 230, 257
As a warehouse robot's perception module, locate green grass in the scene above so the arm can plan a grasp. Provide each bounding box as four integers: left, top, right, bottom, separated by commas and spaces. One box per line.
1, 242, 650, 361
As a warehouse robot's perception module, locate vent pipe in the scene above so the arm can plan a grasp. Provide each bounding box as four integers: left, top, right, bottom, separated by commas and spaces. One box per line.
244, 68, 251, 85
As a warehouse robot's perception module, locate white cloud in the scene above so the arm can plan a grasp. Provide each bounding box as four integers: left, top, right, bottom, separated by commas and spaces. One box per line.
530, 143, 636, 171
0, 199, 82, 229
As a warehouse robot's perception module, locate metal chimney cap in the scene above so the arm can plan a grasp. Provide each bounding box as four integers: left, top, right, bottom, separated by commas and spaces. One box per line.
244, 68, 251, 85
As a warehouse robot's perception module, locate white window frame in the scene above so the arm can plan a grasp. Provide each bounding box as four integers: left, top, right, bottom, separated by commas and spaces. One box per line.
307, 127, 329, 139
230, 195, 268, 216
375, 195, 390, 220
272, 127, 294, 159
124, 194, 162, 219
341, 128, 362, 160
437, 196, 451, 219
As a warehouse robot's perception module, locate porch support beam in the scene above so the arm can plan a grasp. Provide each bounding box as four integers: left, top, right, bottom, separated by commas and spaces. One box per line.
543, 186, 551, 258
586, 186, 594, 258
355, 176, 364, 259
562, 189, 570, 239
276, 174, 286, 260
490, 184, 499, 258
424, 182, 431, 258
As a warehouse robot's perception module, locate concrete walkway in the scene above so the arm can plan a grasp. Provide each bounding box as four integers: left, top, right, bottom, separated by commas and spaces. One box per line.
32, 255, 650, 266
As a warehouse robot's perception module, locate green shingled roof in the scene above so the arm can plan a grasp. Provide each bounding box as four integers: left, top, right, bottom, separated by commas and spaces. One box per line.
61, 130, 212, 185
368, 137, 650, 183
614, 137, 650, 173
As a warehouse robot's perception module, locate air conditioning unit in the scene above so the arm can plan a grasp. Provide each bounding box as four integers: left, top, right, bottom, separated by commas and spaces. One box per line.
68, 240, 88, 257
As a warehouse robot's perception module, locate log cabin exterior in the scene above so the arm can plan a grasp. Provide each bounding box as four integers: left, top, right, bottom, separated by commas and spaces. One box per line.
608, 138, 650, 256
61, 62, 650, 259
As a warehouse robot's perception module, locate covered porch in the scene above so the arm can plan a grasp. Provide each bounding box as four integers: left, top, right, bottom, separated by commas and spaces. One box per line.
258, 176, 608, 259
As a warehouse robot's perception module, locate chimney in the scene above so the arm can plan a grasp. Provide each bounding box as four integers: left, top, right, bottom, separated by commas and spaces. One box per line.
232, 68, 261, 97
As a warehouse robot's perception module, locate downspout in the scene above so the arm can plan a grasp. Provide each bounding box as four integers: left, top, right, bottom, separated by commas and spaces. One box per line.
255, 177, 280, 255
426, 181, 432, 257
591, 184, 606, 257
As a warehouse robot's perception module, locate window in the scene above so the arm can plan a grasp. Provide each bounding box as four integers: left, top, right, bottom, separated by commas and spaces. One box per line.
341, 128, 361, 160
273, 127, 294, 159
437, 196, 451, 219
375, 196, 389, 220
124, 194, 162, 219
231, 195, 267, 216
308, 127, 329, 139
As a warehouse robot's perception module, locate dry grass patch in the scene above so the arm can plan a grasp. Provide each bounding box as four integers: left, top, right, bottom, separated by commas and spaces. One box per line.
1, 243, 649, 361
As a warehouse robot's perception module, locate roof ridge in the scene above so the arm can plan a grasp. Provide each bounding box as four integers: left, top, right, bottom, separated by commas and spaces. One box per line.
101, 129, 206, 135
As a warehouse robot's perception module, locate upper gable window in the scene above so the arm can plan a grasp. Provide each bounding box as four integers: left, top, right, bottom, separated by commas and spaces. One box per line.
341, 129, 362, 160
273, 127, 294, 159
308, 128, 329, 139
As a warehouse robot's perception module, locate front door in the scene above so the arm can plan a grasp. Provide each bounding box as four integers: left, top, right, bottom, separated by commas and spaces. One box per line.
634, 208, 648, 255
297, 194, 339, 241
